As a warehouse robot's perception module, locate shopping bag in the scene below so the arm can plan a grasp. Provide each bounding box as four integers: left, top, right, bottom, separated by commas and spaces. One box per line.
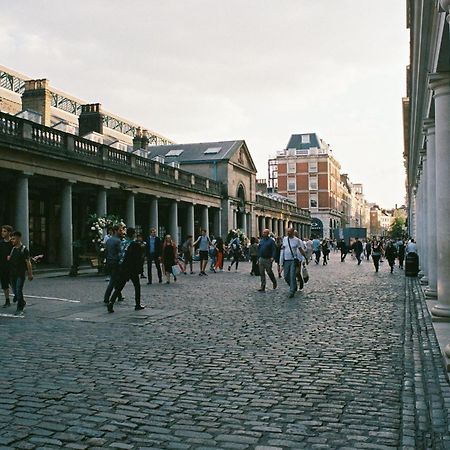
172, 264, 181, 276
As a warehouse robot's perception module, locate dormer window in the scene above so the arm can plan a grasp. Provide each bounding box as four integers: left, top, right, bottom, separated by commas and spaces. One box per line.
165, 149, 184, 157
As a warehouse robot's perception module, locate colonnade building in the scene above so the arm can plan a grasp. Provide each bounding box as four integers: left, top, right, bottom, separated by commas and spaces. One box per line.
0, 66, 310, 267
404, 0, 450, 366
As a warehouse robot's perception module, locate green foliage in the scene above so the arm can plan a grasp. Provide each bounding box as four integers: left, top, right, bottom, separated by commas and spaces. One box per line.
389, 217, 405, 239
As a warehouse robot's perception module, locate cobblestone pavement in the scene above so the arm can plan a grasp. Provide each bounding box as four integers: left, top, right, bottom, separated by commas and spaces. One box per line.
0, 253, 449, 449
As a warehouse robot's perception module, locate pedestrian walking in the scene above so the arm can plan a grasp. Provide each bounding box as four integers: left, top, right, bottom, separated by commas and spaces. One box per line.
8, 231, 33, 315
371, 239, 383, 273
146, 228, 162, 284
257, 229, 277, 292
275, 237, 283, 278
136, 233, 146, 279
193, 229, 212, 276
214, 237, 225, 271
0, 225, 13, 308
312, 237, 321, 264
280, 227, 307, 298
305, 238, 313, 262
249, 237, 259, 276
103, 224, 125, 305
209, 238, 218, 272
321, 239, 330, 265
365, 240, 372, 260
352, 237, 363, 265
181, 235, 194, 274
227, 232, 242, 271
162, 234, 178, 283
107, 227, 146, 313
338, 240, 348, 262
397, 239, 405, 269
385, 240, 398, 273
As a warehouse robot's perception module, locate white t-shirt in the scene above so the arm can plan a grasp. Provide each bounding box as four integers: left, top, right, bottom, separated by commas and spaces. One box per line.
406, 241, 418, 254
280, 236, 306, 265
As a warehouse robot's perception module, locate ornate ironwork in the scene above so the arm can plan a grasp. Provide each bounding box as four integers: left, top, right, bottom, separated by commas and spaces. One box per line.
0, 71, 25, 94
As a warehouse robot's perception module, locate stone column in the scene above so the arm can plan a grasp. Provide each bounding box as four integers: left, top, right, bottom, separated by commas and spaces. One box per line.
169, 200, 179, 244
126, 192, 135, 228
97, 188, 107, 217
186, 203, 195, 238
150, 197, 159, 233
201, 206, 209, 235
278, 219, 284, 237
15, 173, 30, 248
60, 181, 74, 267
215, 209, 222, 238
424, 120, 438, 297
273, 218, 278, 237
429, 73, 450, 319
419, 152, 428, 284
241, 212, 247, 237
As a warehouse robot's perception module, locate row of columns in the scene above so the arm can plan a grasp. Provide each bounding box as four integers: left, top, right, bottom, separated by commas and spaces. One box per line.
255, 215, 309, 238
413, 73, 450, 359
13, 178, 221, 268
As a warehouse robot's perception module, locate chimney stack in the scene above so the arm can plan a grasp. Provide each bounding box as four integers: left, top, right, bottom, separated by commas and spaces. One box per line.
78, 103, 104, 137
21, 79, 52, 126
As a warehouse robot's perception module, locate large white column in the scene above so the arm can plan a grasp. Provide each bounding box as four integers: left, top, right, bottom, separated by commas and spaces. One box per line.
60, 181, 73, 267
150, 197, 159, 233
186, 203, 195, 238
97, 188, 107, 217
169, 200, 179, 244
420, 152, 429, 283
15, 173, 30, 248
430, 73, 450, 318
201, 206, 209, 235
424, 120, 437, 297
126, 192, 135, 228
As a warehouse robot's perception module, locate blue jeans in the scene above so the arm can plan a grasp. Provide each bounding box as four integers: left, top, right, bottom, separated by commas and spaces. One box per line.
283, 260, 297, 294
11, 276, 25, 310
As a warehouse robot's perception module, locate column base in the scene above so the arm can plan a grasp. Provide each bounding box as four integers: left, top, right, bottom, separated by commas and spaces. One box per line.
445, 344, 450, 374
418, 271, 425, 279
424, 287, 438, 299
431, 302, 450, 320
420, 276, 429, 285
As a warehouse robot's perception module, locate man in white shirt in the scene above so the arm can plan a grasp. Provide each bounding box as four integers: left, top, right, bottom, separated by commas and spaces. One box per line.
280, 227, 307, 298
406, 239, 418, 254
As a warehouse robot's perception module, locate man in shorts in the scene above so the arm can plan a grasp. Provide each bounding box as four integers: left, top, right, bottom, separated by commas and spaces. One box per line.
194, 229, 211, 276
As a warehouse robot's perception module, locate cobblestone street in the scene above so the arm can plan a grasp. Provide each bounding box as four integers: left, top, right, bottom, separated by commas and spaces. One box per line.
1, 253, 449, 449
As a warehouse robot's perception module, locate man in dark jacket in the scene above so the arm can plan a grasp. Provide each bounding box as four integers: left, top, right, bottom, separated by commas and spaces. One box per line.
146, 228, 162, 284
107, 227, 145, 313
257, 229, 277, 292
103, 224, 125, 305
352, 237, 364, 265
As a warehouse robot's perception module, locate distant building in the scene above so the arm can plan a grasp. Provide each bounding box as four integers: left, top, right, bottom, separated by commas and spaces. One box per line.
269, 133, 370, 239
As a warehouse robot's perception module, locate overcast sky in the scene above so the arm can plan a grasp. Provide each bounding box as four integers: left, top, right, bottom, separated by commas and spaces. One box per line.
0, 1, 409, 208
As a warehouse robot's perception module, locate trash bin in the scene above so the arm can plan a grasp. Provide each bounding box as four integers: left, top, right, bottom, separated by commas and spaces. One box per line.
405, 252, 419, 277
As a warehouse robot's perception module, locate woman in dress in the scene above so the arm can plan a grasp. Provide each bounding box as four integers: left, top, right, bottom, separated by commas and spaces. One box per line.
162, 234, 177, 283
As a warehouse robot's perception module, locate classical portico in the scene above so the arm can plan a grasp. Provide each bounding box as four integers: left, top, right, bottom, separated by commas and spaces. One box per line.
405, 0, 450, 369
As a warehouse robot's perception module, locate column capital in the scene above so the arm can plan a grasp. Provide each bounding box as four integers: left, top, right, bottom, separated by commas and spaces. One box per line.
428, 73, 450, 97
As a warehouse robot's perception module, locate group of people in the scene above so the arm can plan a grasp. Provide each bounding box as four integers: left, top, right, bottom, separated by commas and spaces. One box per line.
0, 225, 34, 315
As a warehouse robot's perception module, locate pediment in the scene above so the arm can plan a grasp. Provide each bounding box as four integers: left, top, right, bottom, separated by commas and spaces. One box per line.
230, 142, 257, 173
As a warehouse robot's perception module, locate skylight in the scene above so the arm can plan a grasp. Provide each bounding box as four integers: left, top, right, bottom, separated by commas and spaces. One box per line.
204, 147, 222, 154
165, 149, 184, 157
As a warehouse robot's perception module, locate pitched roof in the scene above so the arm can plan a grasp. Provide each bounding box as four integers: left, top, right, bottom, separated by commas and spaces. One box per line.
147, 140, 244, 163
